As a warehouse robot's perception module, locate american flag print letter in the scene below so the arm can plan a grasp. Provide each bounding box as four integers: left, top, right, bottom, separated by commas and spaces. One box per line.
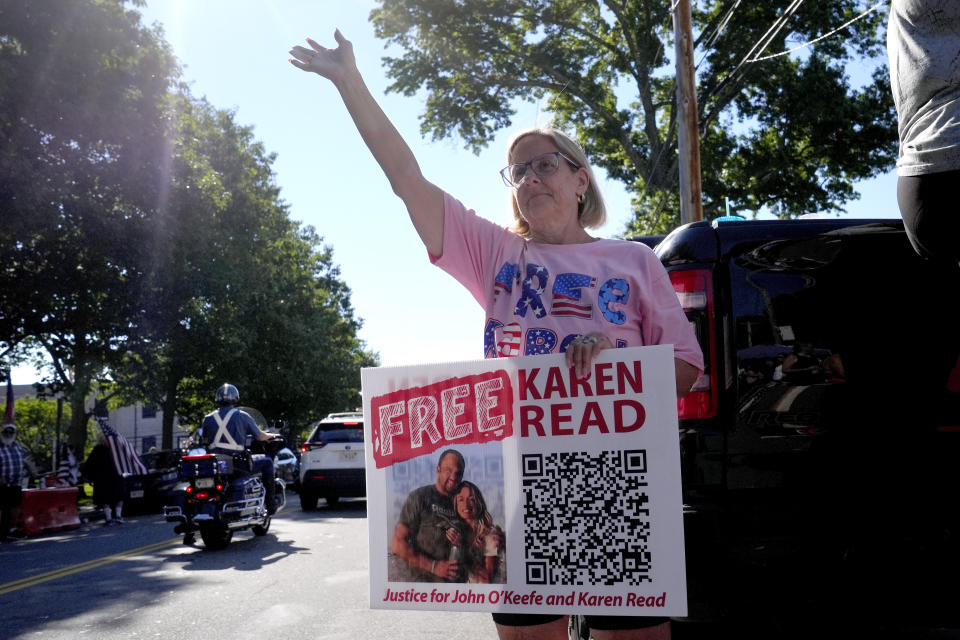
525, 328, 557, 355
494, 262, 518, 299
599, 277, 630, 325
497, 322, 523, 357
551, 273, 596, 319
515, 264, 549, 319
484, 318, 505, 358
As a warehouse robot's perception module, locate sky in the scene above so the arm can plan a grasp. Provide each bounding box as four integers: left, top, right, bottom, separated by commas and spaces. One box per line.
11, 0, 899, 385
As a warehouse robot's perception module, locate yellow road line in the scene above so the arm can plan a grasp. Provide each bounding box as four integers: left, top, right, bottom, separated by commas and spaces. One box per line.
0, 538, 180, 595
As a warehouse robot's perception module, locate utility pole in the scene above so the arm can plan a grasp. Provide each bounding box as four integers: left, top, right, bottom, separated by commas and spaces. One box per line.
673, 0, 704, 224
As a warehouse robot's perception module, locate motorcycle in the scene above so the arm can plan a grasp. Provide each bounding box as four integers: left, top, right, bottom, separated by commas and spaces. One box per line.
163, 407, 287, 549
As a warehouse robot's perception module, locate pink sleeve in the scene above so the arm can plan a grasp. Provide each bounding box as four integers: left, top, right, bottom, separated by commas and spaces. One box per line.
430, 192, 516, 308
639, 251, 705, 374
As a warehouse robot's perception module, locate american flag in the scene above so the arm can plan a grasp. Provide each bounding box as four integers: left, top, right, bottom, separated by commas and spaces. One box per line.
551, 273, 596, 318
4, 375, 13, 425
96, 415, 147, 476
57, 443, 79, 486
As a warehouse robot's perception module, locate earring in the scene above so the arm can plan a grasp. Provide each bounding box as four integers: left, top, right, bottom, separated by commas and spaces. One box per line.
577, 193, 584, 203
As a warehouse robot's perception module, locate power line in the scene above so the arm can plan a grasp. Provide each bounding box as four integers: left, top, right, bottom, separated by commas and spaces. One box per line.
697, 0, 744, 69
749, 1, 885, 62
707, 0, 806, 103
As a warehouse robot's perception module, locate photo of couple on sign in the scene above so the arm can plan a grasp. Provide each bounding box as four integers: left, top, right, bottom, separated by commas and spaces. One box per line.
387, 445, 507, 585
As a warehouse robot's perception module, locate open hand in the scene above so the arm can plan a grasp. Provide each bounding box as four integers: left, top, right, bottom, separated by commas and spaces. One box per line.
288, 29, 355, 82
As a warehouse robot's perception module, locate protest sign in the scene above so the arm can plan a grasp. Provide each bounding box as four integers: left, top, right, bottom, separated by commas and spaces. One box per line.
362, 344, 686, 617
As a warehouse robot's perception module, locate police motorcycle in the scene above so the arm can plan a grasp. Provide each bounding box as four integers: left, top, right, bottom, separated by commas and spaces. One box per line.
164, 406, 286, 550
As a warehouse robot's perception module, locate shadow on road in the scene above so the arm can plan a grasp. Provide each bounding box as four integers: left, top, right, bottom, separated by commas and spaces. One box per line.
286, 498, 368, 520
174, 533, 311, 571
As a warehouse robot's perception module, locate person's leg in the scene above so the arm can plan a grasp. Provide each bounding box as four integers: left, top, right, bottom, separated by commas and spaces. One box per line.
590, 623, 670, 640
252, 455, 276, 514
0, 486, 14, 539
114, 500, 124, 523
586, 616, 670, 640
5, 486, 23, 538
493, 615, 568, 640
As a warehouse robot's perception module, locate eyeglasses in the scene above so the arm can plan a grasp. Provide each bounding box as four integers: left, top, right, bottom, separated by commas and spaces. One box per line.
499, 151, 580, 188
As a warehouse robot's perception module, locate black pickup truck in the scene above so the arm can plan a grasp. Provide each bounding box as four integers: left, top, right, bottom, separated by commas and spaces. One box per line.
654, 217, 960, 636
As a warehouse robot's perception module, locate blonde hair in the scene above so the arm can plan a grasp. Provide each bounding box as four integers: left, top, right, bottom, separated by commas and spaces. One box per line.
456, 481, 495, 553
505, 127, 606, 238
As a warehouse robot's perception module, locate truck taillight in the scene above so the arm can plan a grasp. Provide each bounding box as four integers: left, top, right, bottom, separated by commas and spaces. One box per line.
669, 268, 718, 420
301, 442, 325, 453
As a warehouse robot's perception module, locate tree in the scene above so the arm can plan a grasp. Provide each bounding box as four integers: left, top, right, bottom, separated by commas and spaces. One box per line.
116, 97, 379, 444
1, 1, 378, 451
12, 396, 80, 472
370, 0, 896, 233
0, 0, 180, 453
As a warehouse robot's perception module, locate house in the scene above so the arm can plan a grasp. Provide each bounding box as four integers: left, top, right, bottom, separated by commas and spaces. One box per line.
10, 384, 193, 454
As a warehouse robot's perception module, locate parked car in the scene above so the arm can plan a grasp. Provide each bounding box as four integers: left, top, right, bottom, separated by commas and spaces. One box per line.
299, 411, 365, 510
125, 448, 184, 512
274, 446, 300, 491
655, 217, 960, 634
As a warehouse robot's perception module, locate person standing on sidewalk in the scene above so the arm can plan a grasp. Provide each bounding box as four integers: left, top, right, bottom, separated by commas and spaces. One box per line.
81, 434, 126, 525
0, 423, 34, 541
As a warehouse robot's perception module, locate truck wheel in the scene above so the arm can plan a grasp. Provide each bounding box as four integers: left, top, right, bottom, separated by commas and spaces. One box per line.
252, 516, 271, 536
300, 491, 318, 511
199, 524, 232, 550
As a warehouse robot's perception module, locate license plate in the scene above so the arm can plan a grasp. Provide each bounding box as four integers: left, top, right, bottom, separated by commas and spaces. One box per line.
339, 450, 360, 461
130, 490, 144, 498
195, 478, 214, 488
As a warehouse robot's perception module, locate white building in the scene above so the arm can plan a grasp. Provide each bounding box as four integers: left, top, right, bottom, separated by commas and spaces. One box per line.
11, 384, 193, 453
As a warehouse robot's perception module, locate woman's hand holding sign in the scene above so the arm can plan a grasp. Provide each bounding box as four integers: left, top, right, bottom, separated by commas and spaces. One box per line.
565, 332, 613, 380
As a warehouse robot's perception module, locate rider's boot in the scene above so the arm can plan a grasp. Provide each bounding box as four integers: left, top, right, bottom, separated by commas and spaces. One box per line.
263, 474, 277, 515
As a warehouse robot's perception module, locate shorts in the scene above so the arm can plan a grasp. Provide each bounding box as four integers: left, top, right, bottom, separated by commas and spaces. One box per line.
897, 170, 960, 266
491, 613, 669, 630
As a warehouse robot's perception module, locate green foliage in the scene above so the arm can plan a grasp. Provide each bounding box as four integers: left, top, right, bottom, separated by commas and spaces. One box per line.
371, 0, 896, 234
10, 396, 95, 471
113, 97, 379, 439
0, 0, 180, 451
1, 0, 378, 450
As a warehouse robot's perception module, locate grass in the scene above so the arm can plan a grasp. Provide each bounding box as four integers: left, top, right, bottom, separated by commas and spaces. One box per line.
77, 483, 93, 507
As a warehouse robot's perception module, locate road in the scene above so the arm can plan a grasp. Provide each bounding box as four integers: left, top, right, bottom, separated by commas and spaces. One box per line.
0, 500, 498, 640
12, 500, 948, 639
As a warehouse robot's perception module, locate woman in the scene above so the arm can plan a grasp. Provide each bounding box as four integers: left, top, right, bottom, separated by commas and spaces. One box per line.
289, 30, 702, 640
446, 481, 505, 584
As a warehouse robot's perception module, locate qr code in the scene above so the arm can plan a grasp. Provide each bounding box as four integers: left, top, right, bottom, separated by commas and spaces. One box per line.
521, 449, 651, 586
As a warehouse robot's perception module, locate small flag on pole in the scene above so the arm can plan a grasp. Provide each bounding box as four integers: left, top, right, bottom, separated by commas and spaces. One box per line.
4, 375, 13, 425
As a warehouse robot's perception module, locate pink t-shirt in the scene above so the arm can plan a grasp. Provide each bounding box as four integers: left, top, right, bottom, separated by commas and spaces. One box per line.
432, 193, 704, 372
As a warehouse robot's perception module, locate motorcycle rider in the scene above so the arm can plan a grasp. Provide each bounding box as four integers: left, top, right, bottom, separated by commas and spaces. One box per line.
200, 383, 279, 515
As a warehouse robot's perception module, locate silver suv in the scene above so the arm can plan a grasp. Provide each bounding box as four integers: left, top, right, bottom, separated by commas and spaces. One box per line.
298, 411, 365, 510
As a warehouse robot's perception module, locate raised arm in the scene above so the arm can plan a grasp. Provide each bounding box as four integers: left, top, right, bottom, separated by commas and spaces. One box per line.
289, 30, 444, 258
